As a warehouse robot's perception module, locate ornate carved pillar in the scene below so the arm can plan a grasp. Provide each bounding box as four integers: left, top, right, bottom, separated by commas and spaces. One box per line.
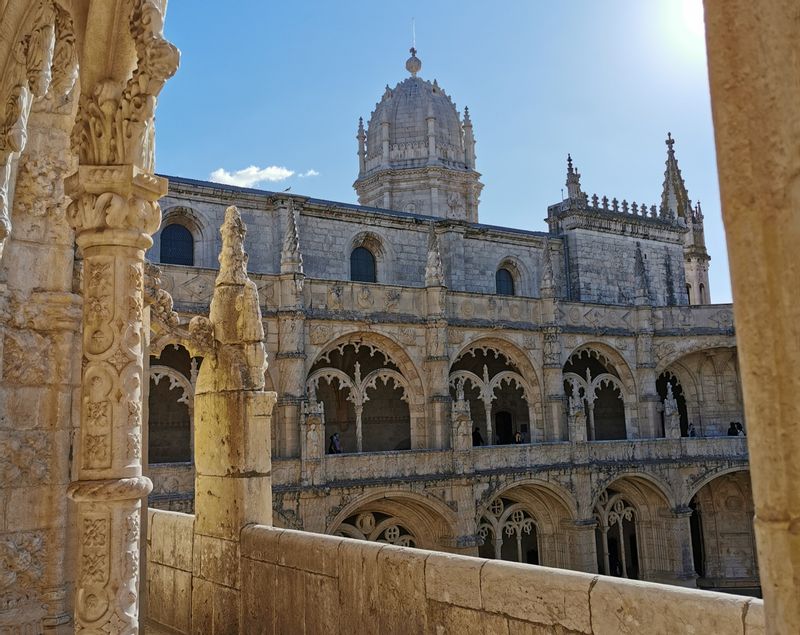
665, 506, 698, 587
424, 224, 450, 449
275, 198, 305, 457
542, 326, 566, 441
64, 1, 179, 631
300, 396, 325, 486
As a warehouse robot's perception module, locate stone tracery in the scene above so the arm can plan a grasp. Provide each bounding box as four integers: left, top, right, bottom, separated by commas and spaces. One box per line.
308, 340, 412, 453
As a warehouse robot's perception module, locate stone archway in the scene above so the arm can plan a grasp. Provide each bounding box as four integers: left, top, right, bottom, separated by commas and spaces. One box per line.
477, 481, 577, 568
307, 332, 425, 452
563, 345, 637, 441
688, 470, 758, 594
592, 474, 676, 582
328, 491, 457, 551
450, 338, 543, 444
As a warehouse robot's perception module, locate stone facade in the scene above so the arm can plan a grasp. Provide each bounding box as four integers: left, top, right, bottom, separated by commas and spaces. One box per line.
146, 50, 756, 594
1, 1, 796, 631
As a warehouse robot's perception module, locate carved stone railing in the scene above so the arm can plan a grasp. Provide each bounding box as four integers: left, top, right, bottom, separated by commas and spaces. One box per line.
268, 437, 749, 489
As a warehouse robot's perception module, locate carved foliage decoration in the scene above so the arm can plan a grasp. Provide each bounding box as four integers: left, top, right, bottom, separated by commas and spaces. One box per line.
71, 0, 180, 170
0, 0, 77, 256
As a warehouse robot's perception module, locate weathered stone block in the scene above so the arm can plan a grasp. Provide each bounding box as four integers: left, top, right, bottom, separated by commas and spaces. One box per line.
480, 561, 593, 633
589, 576, 745, 634
376, 544, 429, 634
277, 530, 341, 577
425, 551, 483, 609
338, 538, 383, 628
427, 600, 509, 635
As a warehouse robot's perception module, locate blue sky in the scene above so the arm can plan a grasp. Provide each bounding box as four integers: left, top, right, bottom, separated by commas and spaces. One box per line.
157, 0, 731, 302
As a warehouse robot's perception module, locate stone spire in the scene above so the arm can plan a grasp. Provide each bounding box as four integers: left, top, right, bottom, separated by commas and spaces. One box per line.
463, 107, 476, 169
661, 132, 691, 221
540, 239, 556, 298
566, 154, 583, 201
357, 117, 366, 176
280, 202, 303, 274
634, 242, 652, 306
425, 222, 445, 287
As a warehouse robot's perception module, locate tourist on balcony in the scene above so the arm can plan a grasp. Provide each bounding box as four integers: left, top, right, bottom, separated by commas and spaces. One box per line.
687, 423, 697, 437
727, 422, 739, 436
472, 427, 484, 447
514, 431, 523, 444
736, 422, 746, 437
328, 433, 342, 454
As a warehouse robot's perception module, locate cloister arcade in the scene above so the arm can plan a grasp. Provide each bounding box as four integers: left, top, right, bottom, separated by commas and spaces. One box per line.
563, 346, 637, 441
656, 346, 743, 437
144, 334, 755, 591
306, 337, 420, 453
448, 341, 541, 445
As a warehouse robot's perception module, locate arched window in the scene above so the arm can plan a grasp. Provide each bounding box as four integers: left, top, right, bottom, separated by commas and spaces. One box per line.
699, 283, 706, 304
351, 246, 376, 283
496, 268, 515, 296
160, 224, 194, 266
686, 284, 693, 304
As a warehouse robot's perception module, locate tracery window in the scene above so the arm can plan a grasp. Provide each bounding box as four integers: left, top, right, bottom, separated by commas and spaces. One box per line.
496, 267, 515, 296
160, 223, 194, 266
350, 246, 377, 283
307, 341, 410, 453
478, 496, 539, 563
563, 349, 626, 440
335, 511, 416, 547
449, 345, 535, 446
594, 489, 639, 579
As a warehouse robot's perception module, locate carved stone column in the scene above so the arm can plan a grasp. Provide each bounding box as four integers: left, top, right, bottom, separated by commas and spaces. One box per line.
300, 397, 324, 486
65, 165, 167, 631
191, 206, 275, 634
705, 5, 800, 629
62, 1, 179, 631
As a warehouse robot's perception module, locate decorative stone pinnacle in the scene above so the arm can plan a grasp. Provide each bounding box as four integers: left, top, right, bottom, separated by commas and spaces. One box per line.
666, 131, 675, 151
281, 203, 303, 274
406, 46, 422, 76
425, 222, 445, 287
216, 205, 249, 285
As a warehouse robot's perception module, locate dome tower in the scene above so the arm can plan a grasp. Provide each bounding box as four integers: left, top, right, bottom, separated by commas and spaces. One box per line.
354, 48, 483, 222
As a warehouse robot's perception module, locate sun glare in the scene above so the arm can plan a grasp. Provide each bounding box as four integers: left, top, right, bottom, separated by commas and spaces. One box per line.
682, 0, 705, 39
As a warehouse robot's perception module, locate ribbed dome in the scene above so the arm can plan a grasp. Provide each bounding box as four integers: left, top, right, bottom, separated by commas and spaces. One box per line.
364, 74, 468, 173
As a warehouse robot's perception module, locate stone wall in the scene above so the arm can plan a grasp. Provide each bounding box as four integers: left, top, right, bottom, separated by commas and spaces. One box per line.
564, 228, 688, 306
146, 510, 194, 633
238, 524, 764, 635
144, 511, 765, 634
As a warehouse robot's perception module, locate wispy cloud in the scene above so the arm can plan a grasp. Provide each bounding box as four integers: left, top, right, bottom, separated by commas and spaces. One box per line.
298, 169, 320, 178
209, 165, 295, 187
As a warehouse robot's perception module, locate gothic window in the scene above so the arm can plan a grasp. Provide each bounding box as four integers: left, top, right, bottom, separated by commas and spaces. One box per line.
449, 346, 534, 446
160, 223, 194, 266
478, 496, 539, 564
351, 246, 377, 283
335, 511, 416, 547
686, 283, 693, 304
699, 283, 706, 303
594, 490, 639, 579
307, 341, 410, 453
496, 268, 515, 296
563, 349, 626, 440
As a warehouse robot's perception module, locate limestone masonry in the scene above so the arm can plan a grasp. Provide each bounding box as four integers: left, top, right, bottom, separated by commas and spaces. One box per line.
146, 47, 752, 595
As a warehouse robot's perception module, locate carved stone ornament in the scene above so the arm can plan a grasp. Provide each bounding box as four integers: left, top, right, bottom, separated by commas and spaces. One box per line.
0, 0, 79, 260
